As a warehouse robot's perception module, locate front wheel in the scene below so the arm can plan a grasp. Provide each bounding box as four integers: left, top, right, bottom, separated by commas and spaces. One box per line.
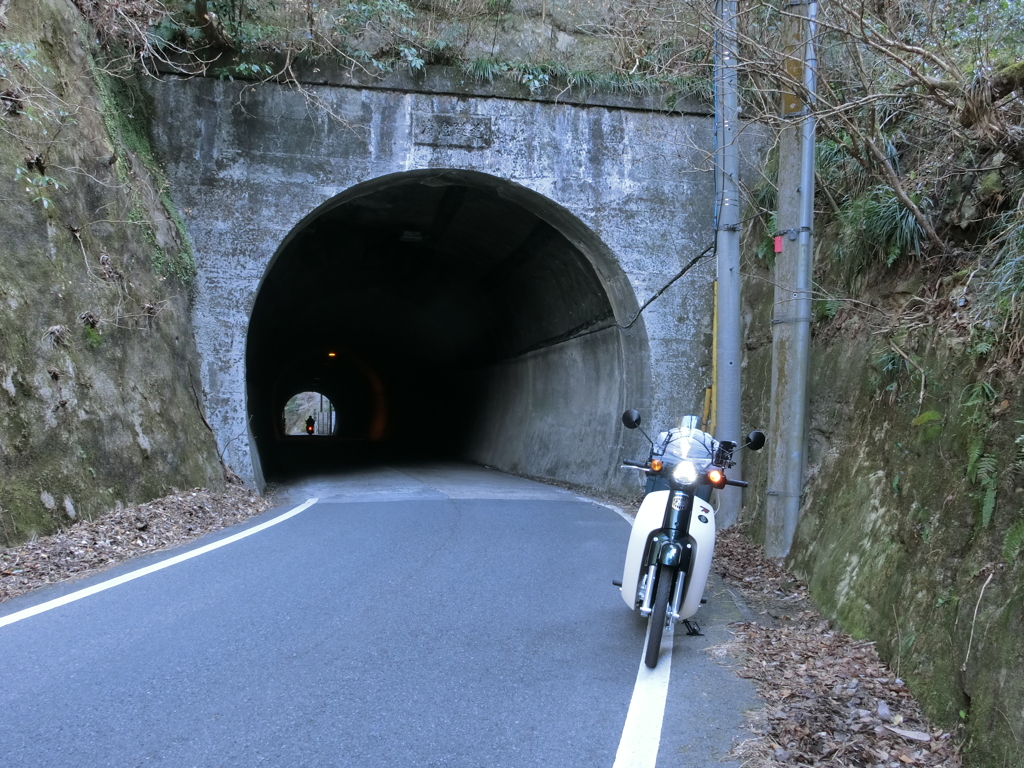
644, 565, 674, 669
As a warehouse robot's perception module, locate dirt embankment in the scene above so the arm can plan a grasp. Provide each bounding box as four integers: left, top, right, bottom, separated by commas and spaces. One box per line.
0, 484, 269, 603
0, 0, 224, 547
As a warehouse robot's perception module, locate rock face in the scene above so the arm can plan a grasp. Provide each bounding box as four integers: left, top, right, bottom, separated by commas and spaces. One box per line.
0, 0, 223, 545
742, 263, 1024, 768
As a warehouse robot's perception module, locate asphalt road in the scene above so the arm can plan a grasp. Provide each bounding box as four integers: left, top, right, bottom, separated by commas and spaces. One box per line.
0, 464, 759, 767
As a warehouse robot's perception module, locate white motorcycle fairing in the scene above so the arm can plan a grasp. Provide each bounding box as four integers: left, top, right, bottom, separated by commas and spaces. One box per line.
620, 490, 670, 609
677, 495, 715, 620
619, 490, 716, 621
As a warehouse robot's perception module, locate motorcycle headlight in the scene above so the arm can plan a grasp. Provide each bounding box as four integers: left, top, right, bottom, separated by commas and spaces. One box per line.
672, 461, 698, 484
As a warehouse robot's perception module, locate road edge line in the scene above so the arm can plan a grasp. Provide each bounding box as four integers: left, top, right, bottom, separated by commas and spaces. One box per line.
0, 498, 319, 629
612, 622, 674, 768
575, 495, 633, 524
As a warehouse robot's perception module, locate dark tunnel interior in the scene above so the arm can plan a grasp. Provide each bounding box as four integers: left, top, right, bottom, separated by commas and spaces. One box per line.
246, 170, 633, 482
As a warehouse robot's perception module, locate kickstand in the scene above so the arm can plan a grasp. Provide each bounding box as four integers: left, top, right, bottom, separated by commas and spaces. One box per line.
683, 619, 703, 637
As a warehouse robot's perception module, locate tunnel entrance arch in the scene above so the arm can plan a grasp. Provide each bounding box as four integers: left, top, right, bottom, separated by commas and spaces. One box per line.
246, 169, 650, 485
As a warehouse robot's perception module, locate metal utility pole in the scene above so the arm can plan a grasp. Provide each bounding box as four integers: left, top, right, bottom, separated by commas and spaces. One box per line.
765, 0, 817, 557
714, 0, 743, 528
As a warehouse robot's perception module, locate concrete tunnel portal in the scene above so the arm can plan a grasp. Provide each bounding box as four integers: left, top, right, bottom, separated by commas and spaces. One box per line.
246, 169, 650, 486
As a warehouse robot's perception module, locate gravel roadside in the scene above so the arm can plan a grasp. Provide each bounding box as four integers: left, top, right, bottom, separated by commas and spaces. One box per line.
715, 528, 964, 768
0, 484, 270, 603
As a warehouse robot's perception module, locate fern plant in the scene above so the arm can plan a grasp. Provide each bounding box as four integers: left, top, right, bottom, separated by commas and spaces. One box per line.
961, 381, 997, 428
966, 438, 983, 482
981, 480, 997, 529
837, 186, 928, 282
464, 56, 508, 84
1003, 518, 1024, 563
970, 451, 998, 485
968, 452, 999, 528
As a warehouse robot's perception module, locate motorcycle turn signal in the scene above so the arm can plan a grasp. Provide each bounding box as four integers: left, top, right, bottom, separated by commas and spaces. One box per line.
650, 459, 663, 472
707, 469, 726, 488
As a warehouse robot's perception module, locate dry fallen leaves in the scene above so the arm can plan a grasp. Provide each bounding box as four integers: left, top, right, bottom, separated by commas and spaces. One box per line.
715, 528, 963, 768
0, 485, 270, 603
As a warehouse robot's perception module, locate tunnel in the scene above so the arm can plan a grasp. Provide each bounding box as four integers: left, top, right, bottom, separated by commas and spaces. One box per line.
245, 169, 650, 488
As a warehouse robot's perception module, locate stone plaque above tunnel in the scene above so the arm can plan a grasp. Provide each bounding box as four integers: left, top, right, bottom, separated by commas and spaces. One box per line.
412, 113, 493, 149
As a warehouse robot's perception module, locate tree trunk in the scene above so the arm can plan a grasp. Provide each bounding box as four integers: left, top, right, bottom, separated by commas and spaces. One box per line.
960, 62, 1024, 129
193, 0, 234, 50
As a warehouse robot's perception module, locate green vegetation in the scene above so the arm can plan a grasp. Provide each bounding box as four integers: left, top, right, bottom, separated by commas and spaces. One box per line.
13, 168, 65, 210
91, 59, 197, 284
78, 0, 719, 102
911, 410, 943, 443
1003, 518, 1024, 563
838, 187, 926, 271
82, 325, 103, 349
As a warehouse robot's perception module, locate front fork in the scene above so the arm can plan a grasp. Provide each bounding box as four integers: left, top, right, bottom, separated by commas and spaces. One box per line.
669, 571, 686, 621
638, 540, 691, 621
638, 488, 695, 622
639, 564, 657, 615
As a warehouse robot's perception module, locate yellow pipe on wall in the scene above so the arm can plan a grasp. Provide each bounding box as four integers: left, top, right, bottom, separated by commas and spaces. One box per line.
708, 280, 718, 435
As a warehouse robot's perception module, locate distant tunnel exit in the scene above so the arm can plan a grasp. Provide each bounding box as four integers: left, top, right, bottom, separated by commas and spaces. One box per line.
246, 169, 649, 484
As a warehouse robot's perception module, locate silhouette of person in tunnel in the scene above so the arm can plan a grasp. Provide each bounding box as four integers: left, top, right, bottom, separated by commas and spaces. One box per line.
305, 415, 316, 435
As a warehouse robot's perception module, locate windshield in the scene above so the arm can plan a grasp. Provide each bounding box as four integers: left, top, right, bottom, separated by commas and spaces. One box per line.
655, 427, 718, 469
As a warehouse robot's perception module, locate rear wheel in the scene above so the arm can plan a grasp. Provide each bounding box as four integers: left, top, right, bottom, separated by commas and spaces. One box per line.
644, 566, 674, 669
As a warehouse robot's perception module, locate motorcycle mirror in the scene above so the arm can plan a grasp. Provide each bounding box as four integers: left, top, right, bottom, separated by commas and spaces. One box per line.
621, 409, 642, 429
745, 431, 766, 451
621, 409, 655, 446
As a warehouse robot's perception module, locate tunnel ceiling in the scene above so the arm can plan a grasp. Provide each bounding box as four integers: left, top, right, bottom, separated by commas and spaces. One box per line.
249, 178, 613, 368
246, 173, 618, 467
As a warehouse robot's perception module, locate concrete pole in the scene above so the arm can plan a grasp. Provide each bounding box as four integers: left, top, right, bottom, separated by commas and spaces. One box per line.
714, 0, 743, 528
765, 0, 817, 557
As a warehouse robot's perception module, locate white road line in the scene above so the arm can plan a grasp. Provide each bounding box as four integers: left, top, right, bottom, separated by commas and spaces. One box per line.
612, 622, 675, 768
573, 493, 634, 524
610, 506, 635, 524
595, 492, 673, 766
0, 498, 319, 629
581, 497, 633, 524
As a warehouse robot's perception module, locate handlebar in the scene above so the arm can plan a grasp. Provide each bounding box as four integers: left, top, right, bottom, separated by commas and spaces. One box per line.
620, 459, 748, 487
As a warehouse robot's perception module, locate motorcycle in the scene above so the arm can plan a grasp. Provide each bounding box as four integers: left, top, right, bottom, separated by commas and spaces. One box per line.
616, 409, 765, 668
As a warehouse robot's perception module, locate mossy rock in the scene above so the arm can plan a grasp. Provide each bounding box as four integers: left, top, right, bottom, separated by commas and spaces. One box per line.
0, 0, 223, 546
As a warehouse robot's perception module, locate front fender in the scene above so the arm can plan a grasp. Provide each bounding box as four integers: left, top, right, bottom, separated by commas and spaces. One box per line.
620, 490, 670, 610
659, 541, 684, 567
